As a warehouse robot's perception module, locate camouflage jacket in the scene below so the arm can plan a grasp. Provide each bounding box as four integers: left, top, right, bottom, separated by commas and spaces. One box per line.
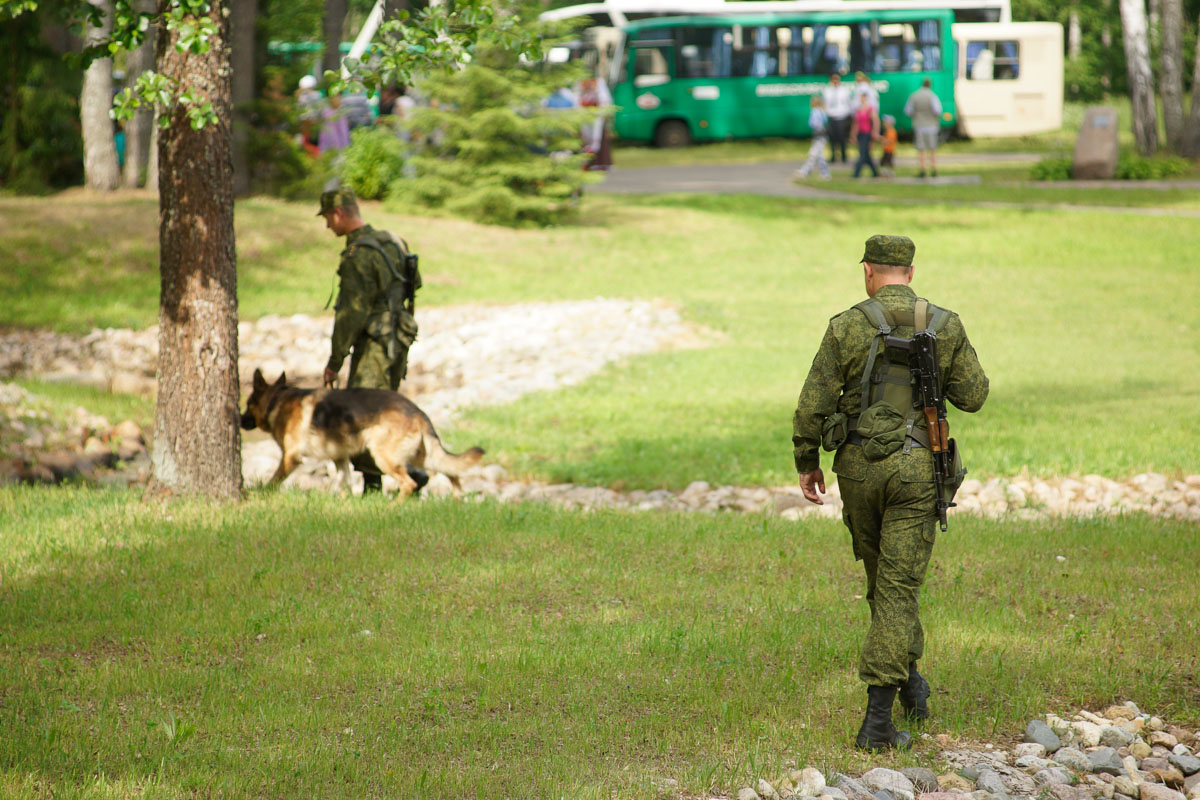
792, 284, 989, 473
326, 224, 420, 372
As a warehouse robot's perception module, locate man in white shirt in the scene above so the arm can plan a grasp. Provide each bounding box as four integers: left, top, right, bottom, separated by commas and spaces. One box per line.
821, 72, 854, 163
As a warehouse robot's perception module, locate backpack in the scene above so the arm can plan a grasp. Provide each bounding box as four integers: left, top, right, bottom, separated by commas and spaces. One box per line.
355, 231, 420, 358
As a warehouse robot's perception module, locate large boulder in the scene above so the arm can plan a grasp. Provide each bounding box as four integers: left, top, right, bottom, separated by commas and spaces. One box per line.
1072, 106, 1120, 179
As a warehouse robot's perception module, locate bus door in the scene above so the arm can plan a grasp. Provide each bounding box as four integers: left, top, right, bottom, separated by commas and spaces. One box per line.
623, 40, 681, 144
952, 22, 1063, 137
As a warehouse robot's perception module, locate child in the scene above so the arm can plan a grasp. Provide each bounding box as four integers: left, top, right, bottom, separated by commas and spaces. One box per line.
880, 114, 898, 178
796, 94, 832, 180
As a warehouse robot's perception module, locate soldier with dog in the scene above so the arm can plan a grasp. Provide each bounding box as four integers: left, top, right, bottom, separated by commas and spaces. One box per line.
317, 187, 426, 493
792, 234, 989, 751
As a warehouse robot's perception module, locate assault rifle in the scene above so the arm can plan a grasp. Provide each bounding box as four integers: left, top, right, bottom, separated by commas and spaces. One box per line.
883, 329, 956, 531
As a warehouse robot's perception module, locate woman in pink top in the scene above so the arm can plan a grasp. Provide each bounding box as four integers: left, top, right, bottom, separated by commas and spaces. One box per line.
851, 93, 880, 178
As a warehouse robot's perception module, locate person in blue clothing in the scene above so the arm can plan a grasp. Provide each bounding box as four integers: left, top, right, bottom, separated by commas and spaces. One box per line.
796, 94, 832, 180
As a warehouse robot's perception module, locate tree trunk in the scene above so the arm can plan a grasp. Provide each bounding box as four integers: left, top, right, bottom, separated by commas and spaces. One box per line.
1119, 0, 1159, 155
1184, 12, 1200, 156
152, 0, 242, 500
122, 0, 157, 188
1160, 0, 1185, 151
231, 0, 257, 196
323, 0, 348, 77
81, 0, 120, 191
1068, 7, 1082, 60
146, 122, 159, 189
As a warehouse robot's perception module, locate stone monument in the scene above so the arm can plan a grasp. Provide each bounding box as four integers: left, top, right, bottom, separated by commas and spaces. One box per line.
1072, 106, 1119, 179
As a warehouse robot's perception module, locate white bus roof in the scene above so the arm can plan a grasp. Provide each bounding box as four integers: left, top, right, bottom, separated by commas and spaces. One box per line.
540, 0, 1012, 26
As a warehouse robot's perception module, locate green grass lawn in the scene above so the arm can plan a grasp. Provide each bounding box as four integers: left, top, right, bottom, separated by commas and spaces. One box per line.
4, 191, 1199, 487
1, 487, 1196, 799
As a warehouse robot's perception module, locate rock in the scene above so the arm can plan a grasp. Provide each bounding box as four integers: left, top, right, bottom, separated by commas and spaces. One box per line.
1029, 720, 1065, 753
1072, 106, 1120, 179
1035, 769, 1077, 786
1017, 743, 1049, 758
1107, 706, 1139, 721
837, 775, 877, 800
1149, 767, 1186, 788
1018, 756, 1053, 770
1144, 759, 1173, 773
1055, 747, 1095, 773
1102, 727, 1137, 748
1090, 748, 1126, 776
1150, 718, 1167, 732
1184, 774, 1200, 797
796, 768, 827, 796
1049, 785, 1095, 800
1133, 742, 1155, 759
111, 418, 143, 443
1139, 785, 1186, 800
1120, 720, 1148, 735
423, 472, 455, 498
961, 766, 983, 782
1115, 778, 1139, 796
976, 770, 1006, 795
918, 794, 962, 800
874, 791, 896, 800
937, 774, 975, 792
758, 778, 781, 800
822, 788, 849, 800
1125, 757, 1145, 785
1168, 728, 1197, 748
1169, 754, 1200, 776
1075, 722, 1104, 748
861, 769, 915, 800
739, 788, 762, 800
1151, 733, 1182, 750
901, 769, 939, 794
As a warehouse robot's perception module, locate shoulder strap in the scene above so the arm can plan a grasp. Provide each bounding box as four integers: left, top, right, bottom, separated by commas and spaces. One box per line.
853, 298, 893, 412
914, 298, 929, 332
353, 239, 404, 283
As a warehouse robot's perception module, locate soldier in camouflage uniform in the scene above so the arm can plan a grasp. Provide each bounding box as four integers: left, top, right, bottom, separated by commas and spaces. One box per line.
318, 188, 426, 493
792, 234, 988, 751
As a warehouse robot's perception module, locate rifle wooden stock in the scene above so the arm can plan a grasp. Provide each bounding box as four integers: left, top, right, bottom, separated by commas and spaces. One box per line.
923, 408, 947, 452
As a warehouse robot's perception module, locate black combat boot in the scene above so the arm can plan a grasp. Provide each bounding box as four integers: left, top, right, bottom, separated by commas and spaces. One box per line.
361, 470, 383, 494
855, 685, 912, 752
406, 467, 430, 497
899, 662, 931, 721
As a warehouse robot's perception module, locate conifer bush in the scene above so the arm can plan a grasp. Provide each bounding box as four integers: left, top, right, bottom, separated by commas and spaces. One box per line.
388, 43, 596, 227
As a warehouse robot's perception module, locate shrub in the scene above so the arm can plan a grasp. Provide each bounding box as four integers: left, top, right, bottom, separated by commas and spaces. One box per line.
340, 126, 406, 200
1030, 156, 1072, 181
1115, 152, 1192, 180
386, 39, 597, 227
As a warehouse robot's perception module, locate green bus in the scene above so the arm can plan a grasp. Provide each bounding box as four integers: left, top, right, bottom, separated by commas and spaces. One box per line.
610, 10, 957, 147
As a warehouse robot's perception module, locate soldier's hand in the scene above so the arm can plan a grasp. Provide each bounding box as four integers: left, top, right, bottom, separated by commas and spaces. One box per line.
799, 468, 826, 505
323, 367, 339, 388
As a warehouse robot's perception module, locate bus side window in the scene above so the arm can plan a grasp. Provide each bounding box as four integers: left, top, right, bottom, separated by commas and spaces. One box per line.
634, 46, 672, 87
966, 40, 1019, 80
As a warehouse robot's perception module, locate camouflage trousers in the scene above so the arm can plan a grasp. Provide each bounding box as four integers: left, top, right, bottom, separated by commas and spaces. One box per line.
347, 335, 409, 478
834, 444, 937, 687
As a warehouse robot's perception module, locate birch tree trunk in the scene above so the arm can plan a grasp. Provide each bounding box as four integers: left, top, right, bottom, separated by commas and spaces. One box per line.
122, 0, 157, 188
1160, 0, 1185, 152
1068, 8, 1082, 61
231, 0, 257, 196
151, 0, 242, 500
81, 0, 120, 191
1184, 12, 1200, 156
1119, 0, 1159, 155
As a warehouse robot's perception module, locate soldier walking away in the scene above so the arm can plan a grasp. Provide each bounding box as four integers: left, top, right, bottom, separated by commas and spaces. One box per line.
791, 235, 989, 751
318, 187, 429, 495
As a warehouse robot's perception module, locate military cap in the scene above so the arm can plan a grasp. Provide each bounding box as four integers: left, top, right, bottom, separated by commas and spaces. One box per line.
860, 234, 915, 267
317, 187, 357, 215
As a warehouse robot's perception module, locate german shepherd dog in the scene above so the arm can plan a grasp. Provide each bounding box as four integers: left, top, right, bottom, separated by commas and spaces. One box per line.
241, 369, 484, 497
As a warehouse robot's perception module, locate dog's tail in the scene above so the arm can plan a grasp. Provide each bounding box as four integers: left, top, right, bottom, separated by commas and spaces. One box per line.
423, 432, 484, 477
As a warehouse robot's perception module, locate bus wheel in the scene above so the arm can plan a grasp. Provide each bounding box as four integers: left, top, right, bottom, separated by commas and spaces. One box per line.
655, 120, 691, 148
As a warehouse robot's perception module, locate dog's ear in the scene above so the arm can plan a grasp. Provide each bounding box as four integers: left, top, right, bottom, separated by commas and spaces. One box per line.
276, 371, 287, 386
253, 368, 266, 391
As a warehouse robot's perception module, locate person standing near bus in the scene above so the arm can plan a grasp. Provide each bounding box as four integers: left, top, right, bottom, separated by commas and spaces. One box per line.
852, 71, 879, 110
852, 93, 880, 179
796, 94, 832, 180
905, 78, 943, 178
822, 73, 853, 164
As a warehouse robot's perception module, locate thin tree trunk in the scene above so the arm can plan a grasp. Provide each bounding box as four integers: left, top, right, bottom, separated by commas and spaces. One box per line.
231, 0, 257, 196
146, 123, 159, 189
323, 0, 349, 77
152, 0, 242, 500
1160, 0, 1185, 151
1184, 12, 1200, 156
1119, 0, 1159, 155
122, 0, 157, 188
81, 0, 120, 191
1068, 8, 1082, 61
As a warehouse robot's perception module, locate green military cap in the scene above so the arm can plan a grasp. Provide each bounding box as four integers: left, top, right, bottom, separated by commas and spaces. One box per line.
317, 187, 357, 216
860, 234, 916, 267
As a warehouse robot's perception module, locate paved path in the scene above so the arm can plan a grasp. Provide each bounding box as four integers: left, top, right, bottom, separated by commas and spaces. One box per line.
591, 157, 1200, 218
